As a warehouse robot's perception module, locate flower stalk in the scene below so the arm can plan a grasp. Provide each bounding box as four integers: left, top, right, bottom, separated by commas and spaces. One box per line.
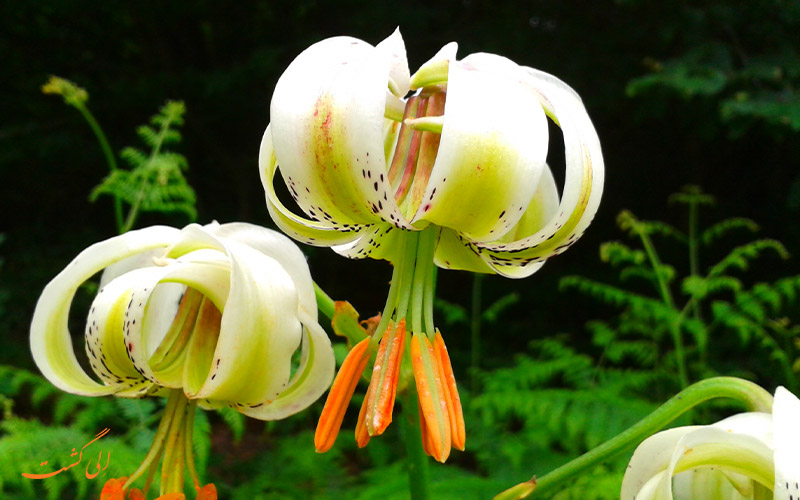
497, 376, 773, 498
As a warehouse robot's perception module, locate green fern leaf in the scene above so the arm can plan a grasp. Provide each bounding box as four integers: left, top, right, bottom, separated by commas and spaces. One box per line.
701, 217, 759, 246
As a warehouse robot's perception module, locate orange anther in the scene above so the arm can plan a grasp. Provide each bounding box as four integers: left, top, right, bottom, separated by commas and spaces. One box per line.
355, 383, 372, 448
101, 477, 127, 500
366, 320, 406, 436
434, 330, 465, 451
411, 332, 451, 463
194, 483, 217, 500
127, 489, 147, 500
315, 337, 371, 453
418, 399, 434, 458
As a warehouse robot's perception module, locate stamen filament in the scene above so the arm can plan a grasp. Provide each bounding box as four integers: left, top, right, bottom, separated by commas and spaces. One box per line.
184, 400, 200, 488
315, 337, 372, 452
160, 393, 189, 495
123, 390, 183, 491
388, 97, 422, 187
395, 231, 420, 323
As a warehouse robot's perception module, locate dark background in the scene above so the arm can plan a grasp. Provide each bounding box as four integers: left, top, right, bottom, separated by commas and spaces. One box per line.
2, 0, 799, 368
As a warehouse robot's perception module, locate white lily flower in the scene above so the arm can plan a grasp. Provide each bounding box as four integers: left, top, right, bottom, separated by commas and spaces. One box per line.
621, 386, 800, 500
30, 222, 335, 420
259, 28, 604, 278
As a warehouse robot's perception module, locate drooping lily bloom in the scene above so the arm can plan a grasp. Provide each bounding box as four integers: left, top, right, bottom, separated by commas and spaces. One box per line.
260, 29, 603, 461
31, 222, 334, 497
621, 387, 800, 500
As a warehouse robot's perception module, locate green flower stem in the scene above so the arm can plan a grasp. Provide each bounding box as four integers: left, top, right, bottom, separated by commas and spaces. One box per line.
523, 376, 773, 497
313, 282, 336, 321
74, 104, 124, 233
402, 379, 432, 500
123, 389, 182, 491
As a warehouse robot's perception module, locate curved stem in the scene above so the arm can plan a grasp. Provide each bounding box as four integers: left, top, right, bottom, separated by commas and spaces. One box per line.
524, 377, 773, 497
314, 282, 336, 321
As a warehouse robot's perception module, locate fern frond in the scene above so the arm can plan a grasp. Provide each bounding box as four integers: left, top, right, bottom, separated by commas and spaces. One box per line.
681, 275, 742, 300
136, 125, 160, 148
775, 275, 800, 302
616, 210, 686, 242
216, 407, 246, 443
708, 239, 790, 277
434, 298, 469, 326
483, 292, 519, 323
599, 241, 646, 267
701, 217, 759, 246
119, 147, 148, 169
91, 99, 196, 223
560, 276, 676, 325
668, 185, 715, 206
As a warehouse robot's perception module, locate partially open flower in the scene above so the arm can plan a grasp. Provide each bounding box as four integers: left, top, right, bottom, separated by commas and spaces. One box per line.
31, 222, 334, 496
262, 29, 603, 462
621, 387, 800, 500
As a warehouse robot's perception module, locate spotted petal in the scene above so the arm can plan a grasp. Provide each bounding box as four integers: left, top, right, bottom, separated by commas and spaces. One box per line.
238, 312, 335, 420
446, 58, 604, 278
411, 52, 550, 243
30, 226, 180, 396
188, 238, 312, 408
268, 30, 412, 230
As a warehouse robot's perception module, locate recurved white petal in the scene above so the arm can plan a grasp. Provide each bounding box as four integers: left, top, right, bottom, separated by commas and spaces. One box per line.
332, 223, 405, 262
260, 125, 370, 247
773, 386, 800, 500
30, 226, 179, 396
621, 427, 701, 500
458, 62, 604, 278
432, 228, 494, 274
376, 28, 410, 98
238, 313, 334, 420
211, 222, 317, 318
412, 52, 550, 243
191, 240, 302, 405
269, 34, 411, 229
624, 422, 775, 500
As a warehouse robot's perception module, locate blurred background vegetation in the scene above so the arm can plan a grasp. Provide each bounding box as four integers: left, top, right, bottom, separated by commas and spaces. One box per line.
1, 1, 798, 499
